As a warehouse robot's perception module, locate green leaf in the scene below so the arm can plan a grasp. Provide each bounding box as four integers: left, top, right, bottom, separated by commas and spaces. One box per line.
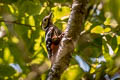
104, 27, 111, 32
84, 21, 92, 31
95, 63, 106, 80
8, 4, 15, 14
0, 64, 16, 77
91, 26, 111, 34
102, 38, 111, 60
91, 25, 104, 34
29, 16, 35, 27
4, 47, 14, 63
61, 65, 84, 80
117, 36, 120, 45
52, 6, 70, 22
17, 1, 41, 16
104, 18, 111, 26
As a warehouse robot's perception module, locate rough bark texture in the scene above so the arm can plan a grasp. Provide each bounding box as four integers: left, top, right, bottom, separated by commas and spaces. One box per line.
47, 0, 89, 80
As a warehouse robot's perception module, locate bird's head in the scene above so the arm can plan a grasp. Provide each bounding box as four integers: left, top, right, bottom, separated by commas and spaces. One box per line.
41, 12, 53, 30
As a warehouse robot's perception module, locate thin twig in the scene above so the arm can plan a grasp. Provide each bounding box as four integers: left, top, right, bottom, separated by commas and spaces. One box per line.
0, 19, 37, 28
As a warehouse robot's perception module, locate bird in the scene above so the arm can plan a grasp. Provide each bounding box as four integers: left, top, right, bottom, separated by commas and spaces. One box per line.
41, 12, 63, 64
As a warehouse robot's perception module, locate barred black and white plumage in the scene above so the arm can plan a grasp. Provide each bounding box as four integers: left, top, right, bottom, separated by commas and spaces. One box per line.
41, 12, 62, 64
45, 25, 61, 58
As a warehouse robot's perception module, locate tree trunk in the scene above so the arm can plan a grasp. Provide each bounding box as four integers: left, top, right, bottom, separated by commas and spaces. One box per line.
47, 0, 89, 80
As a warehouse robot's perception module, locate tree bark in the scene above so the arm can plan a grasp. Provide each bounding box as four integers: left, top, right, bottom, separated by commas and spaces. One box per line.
47, 0, 89, 80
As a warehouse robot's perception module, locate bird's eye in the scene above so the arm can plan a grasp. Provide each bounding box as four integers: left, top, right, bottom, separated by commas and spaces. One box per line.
44, 19, 47, 21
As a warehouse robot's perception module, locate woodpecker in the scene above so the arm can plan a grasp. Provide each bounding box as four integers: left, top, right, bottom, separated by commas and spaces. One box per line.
41, 12, 63, 64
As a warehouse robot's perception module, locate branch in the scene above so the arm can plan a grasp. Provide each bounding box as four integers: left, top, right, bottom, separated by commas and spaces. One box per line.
47, 0, 89, 80
0, 19, 36, 28
25, 63, 49, 80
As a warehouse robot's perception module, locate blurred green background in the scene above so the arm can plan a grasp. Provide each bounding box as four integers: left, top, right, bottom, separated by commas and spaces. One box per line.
0, 0, 120, 80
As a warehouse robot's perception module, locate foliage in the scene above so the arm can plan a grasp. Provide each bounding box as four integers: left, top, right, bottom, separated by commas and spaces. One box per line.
0, 0, 120, 80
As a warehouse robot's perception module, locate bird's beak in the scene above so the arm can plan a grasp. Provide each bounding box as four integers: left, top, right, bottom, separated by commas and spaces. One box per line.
48, 12, 52, 19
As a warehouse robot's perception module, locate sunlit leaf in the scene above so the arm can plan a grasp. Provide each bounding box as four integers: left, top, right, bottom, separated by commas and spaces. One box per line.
29, 16, 35, 27
41, 73, 47, 80
61, 65, 84, 80
8, 4, 14, 14
84, 21, 92, 31
114, 46, 119, 54
27, 30, 32, 39
52, 6, 70, 22
104, 18, 111, 25
12, 36, 19, 44
91, 25, 104, 34
104, 27, 111, 32
4, 47, 14, 63
21, 17, 25, 24
117, 36, 120, 45
102, 38, 112, 61
30, 52, 45, 65
0, 58, 3, 64
90, 67, 95, 74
